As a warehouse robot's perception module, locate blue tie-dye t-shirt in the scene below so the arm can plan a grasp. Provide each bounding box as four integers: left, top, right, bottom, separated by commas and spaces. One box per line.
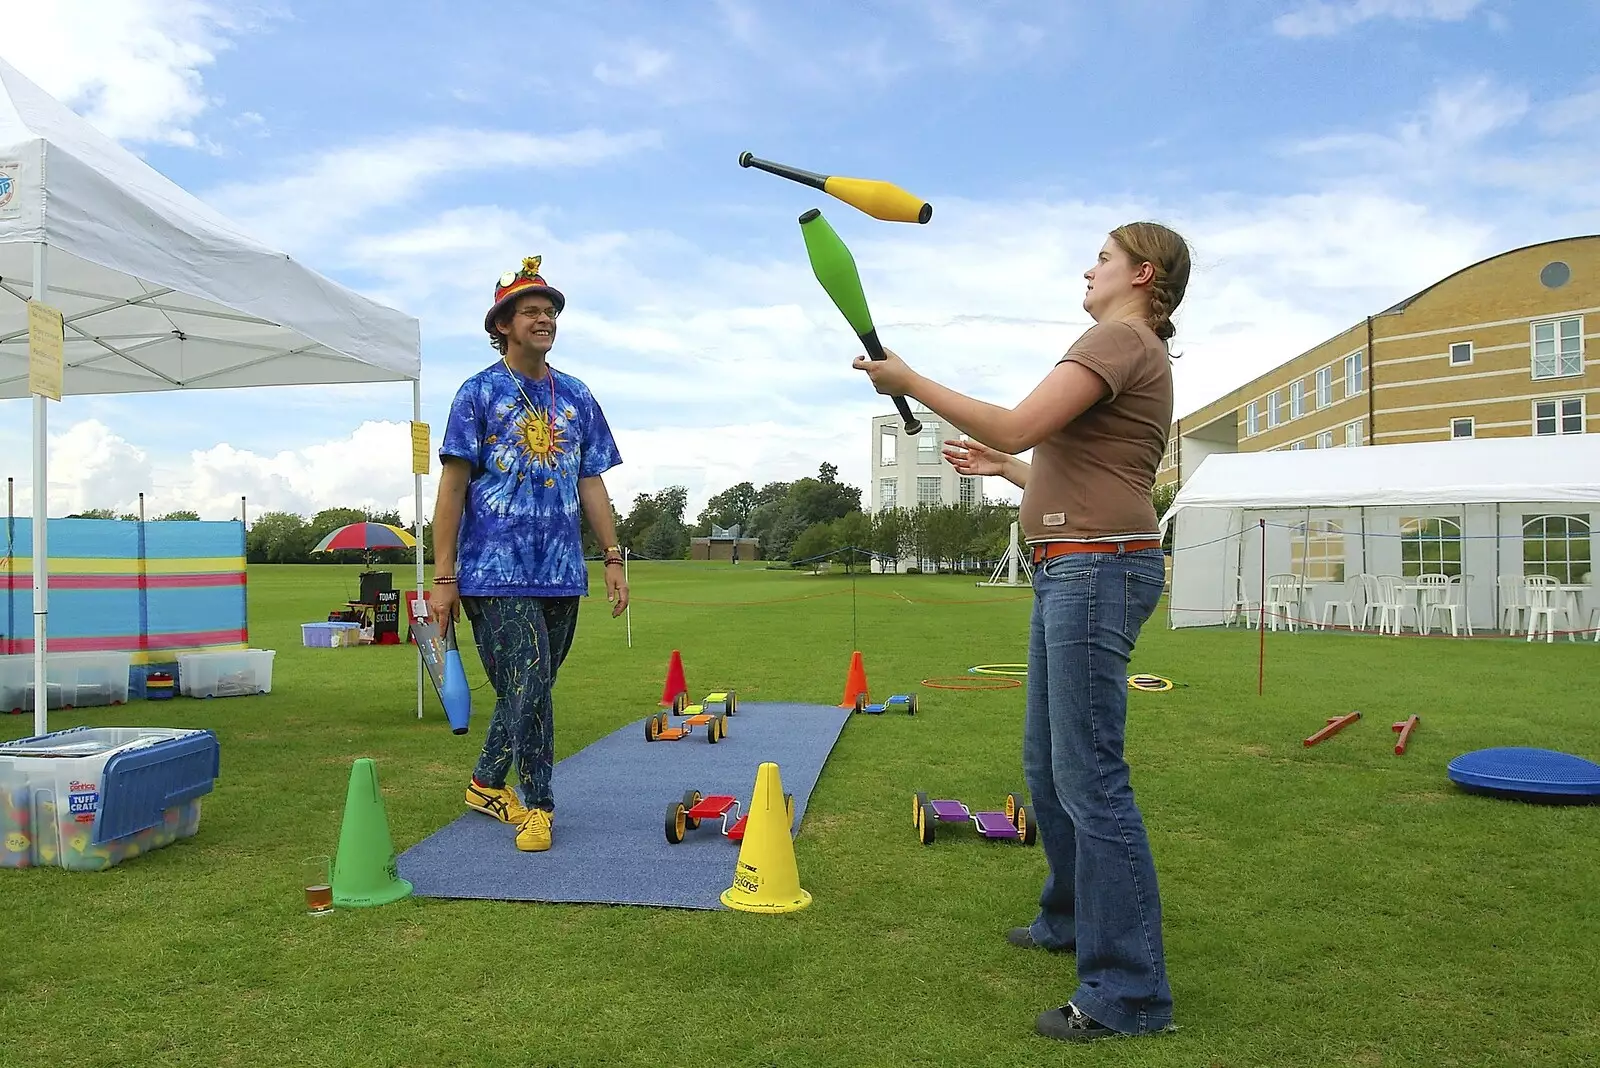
440, 361, 622, 598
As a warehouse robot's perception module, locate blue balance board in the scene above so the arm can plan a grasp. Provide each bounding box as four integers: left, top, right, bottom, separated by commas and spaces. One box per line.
1447, 747, 1600, 802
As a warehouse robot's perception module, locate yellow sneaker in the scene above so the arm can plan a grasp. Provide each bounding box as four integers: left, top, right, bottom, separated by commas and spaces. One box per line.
465, 780, 530, 825
516, 808, 553, 852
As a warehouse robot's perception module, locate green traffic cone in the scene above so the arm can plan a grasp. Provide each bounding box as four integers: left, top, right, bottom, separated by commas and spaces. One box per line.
331, 758, 413, 908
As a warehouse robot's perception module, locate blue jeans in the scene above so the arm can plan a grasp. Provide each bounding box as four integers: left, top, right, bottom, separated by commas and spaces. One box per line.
462, 596, 580, 812
1022, 547, 1171, 1034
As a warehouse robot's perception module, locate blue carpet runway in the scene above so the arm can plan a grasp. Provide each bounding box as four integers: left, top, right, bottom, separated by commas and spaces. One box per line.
396, 701, 853, 910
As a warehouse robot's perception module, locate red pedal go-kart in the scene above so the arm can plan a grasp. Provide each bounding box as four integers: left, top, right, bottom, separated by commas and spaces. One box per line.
664, 788, 796, 844
913, 791, 1036, 846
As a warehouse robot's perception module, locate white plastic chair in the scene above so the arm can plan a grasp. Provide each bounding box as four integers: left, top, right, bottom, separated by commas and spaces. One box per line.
1224, 571, 1258, 628
1375, 576, 1417, 635
1356, 574, 1385, 631
1496, 575, 1528, 635
1318, 574, 1365, 631
1264, 573, 1304, 632
1425, 574, 1474, 637
1523, 576, 1566, 643
1414, 573, 1453, 634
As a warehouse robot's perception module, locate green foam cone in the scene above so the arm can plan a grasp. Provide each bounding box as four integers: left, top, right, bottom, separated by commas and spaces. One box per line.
331, 758, 413, 908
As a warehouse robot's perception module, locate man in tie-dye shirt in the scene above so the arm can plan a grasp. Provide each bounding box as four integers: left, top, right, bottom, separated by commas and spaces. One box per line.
429, 256, 627, 853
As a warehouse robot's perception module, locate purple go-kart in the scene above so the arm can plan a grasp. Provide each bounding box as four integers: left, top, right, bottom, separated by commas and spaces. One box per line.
913, 791, 1036, 846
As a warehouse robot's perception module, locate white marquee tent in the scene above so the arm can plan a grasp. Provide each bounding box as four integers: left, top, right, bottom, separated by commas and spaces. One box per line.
0, 58, 425, 736
1162, 435, 1600, 633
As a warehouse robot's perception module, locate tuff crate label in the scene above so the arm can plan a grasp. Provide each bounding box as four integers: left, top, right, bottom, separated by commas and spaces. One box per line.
67, 780, 101, 824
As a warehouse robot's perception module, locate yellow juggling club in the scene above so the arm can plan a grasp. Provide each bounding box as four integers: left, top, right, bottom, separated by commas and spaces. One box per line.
739, 151, 932, 224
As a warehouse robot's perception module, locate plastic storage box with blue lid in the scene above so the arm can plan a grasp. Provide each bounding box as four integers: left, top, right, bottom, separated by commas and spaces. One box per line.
0, 726, 220, 871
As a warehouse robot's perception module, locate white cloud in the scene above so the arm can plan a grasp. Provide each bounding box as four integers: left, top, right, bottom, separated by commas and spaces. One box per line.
201, 127, 662, 255
51, 420, 155, 516
1274, 0, 1484, 38
1538, 84, 1600, 134
593, 43, 673, 86
0, 0, 263, 146
1291, 77, 1527, 163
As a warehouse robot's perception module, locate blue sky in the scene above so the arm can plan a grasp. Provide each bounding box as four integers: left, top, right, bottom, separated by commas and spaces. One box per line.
2, 0, 1598, 523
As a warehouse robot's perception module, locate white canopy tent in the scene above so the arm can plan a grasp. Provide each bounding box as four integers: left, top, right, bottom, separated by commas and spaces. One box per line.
0, 58, 426, 736
1163, 435, 1600, 632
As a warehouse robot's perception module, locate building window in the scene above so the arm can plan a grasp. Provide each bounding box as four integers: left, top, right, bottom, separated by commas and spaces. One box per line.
1522, 514, 1591, 585
1246, 401, 1259, 435
1290, 380, 1305, 419
1449, 341, 1473, 366
1531, 317, 1582, 379
1400, 517, 1462, 578
1267, 390, 1281, 428
1290, 440, 1305, 450
880, 426, 897, 466
917, 422, 941, 463
1316, 430, 1333, 449
1315, 367, 1331, 409
1533, 396, 1584, 436
878, 478, 897, 510
917, 476, 942, 505
1451, 417, 1474, 439
1345, 421, 1361, 447
959, 476, 978, 507
1344, 352, 1364, 397
1291, 519, 1345, 582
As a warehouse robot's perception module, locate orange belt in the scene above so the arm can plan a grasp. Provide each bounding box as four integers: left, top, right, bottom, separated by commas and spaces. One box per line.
1031, 539, 1162, 564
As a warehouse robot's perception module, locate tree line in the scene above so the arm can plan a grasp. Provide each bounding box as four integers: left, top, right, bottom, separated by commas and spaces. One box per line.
63, 469, 1182, 571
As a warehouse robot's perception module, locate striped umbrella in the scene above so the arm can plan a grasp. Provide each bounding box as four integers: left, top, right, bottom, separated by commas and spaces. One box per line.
312, 522, 417, 554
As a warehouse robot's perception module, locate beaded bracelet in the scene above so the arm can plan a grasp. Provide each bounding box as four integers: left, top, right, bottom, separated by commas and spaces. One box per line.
432, 576, 457, 585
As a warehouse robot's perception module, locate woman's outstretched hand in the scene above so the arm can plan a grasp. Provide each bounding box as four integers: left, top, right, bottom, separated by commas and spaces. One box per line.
942, 437, 1011, 476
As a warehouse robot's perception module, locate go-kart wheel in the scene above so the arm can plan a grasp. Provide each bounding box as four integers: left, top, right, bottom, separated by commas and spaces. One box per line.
673, 692, 688, 714
912, 791, 929, 829
907, 694, 918, 715
727, 690, 738, 715
665, 801, 687, 844
645, 716, 658, 742
854, 693, 867, 713
1018, 805, 1037, 846
707, 715, 721, 743
917, 802, 937, 844
681, 789, 703, 828
719, 715, 729, 740
1005, 792, 1024, 823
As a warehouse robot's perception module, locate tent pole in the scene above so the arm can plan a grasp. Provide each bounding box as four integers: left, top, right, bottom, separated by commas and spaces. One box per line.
6, 478, 13, 657
414, 379, 424, 721
1494, 503, 1502, 633
31, 242, 51, 738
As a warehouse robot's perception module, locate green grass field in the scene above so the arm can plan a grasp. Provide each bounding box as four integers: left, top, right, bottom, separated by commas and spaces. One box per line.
3, 563, 1597, 1068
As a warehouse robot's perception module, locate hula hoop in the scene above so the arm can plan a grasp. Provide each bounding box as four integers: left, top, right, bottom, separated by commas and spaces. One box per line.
1128, 674, 1174, 692
968, 663, 1029, 677
921, 675, 1021, 690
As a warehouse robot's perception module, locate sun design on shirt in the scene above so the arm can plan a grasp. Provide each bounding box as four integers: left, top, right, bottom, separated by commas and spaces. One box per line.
512, 405, 567, 470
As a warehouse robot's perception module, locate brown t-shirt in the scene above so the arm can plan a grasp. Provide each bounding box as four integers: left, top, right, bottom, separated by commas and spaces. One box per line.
1018, 319, 1173, 543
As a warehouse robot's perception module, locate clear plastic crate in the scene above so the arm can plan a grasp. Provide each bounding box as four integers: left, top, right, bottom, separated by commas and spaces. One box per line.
0, 651, 133, 714
302, 622, 361, 648
0, 725, 219, 871
175, 650, 275, 698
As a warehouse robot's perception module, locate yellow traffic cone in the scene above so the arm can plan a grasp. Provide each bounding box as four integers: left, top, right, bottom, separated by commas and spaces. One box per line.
721, 762, 812, 914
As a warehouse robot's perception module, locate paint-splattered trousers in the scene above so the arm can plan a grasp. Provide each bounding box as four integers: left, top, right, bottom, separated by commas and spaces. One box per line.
461, 596, 581, 812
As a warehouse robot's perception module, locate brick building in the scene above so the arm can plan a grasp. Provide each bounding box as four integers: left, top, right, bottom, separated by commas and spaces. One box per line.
1160, 235, 1599, 486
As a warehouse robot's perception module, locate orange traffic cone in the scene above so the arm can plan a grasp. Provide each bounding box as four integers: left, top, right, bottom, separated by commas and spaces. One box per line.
661, 649, 688, 707
839, 650, 869, 708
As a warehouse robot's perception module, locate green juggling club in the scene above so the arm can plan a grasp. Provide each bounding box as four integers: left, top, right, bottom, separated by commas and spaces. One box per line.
799, 208, 922, 434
